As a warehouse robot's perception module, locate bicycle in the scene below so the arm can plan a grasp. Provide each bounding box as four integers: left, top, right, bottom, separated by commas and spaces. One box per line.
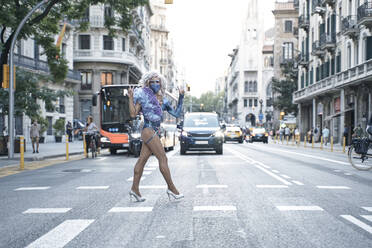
348, 136, 372, 171
85, 132, 99, 159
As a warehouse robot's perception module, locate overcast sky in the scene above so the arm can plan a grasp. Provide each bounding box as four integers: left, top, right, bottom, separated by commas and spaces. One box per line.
165, 0, 275, 97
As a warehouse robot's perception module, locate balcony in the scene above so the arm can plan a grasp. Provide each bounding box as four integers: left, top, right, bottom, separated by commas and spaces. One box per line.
294, 0, 299, 10
311, 0, 322, 14
293, 59, 372, 103
293, 27, 299, 37
320, 0, 336, 7
298, 53, 309, 67
312, 40, 325, 57
342, 16, 359, 39
299, 15, 309, 30
320, 33, 336, 51
357, 1, 372, 28
13, 54, 80, 82
280, 57, 295, 66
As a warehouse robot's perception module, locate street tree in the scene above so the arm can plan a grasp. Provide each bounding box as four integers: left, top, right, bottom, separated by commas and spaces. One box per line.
271, 60, 298, 115
184, 91, 225, 116
0, 0, 148, 83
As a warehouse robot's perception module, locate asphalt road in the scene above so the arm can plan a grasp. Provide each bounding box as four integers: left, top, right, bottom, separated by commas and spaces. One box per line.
0, 142, 371, 248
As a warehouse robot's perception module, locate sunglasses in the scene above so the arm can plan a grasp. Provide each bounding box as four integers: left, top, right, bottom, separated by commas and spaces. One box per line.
149, 80, 160, 84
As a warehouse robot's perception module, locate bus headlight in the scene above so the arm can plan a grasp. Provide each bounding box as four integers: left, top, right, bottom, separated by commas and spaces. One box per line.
100, 137, 110, 143
131, 133, 141, 139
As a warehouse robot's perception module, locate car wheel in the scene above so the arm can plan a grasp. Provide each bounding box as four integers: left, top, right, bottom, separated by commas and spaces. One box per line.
239, 139, 243, 143
216, 145, 223, 155
110, 148, 117, 155
180, 144, 186, 155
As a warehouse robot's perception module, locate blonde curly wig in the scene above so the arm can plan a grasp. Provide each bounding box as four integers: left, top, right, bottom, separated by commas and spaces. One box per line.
139, 71, 167, 95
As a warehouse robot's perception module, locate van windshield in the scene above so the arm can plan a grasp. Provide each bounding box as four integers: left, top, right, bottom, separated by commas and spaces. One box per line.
184, 115, 219, 128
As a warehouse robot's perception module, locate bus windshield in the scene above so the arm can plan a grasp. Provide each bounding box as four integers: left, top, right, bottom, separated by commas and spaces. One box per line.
101, 87, 131, 126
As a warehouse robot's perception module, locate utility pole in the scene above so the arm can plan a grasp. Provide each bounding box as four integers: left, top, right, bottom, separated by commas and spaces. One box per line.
8, 0, 49, 158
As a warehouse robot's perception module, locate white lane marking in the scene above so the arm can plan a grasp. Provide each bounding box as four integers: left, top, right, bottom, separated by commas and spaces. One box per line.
23, 208, 71, 214
76, 186, 109, 190
361, 215, 372, 223
143, 171, 152, 175
256, 185, 288, 188
316, 186, 351, 189
139, 185, 167, 189
344, 173, 352, 176
341, 215, 372, 234
109, 207, 153, 212
196, 185, 228, 189
334, 170, 341, 172
292, 180, 304, 185
127, 177, 146, 182
272, 170, 279, 173
276, 206, 324, 211
25, 219, 94, 248
193, 206, 237, 211
259, 146, 349, 165
156, 235, 166, 239
362, 207, 372, 212
281, 174, 291, 179
144, 167, 156, 171
14, 187, 50, 191
226, 147, 292, 185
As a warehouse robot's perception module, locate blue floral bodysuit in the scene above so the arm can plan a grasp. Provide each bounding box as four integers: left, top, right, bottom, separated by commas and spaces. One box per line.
133, 87, 183, 143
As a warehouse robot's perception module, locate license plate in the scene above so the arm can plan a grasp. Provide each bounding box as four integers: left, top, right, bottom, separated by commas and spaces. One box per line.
195, 140, 208, 145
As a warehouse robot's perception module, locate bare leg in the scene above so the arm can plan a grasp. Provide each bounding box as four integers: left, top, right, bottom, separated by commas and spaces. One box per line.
131, 140, 152, 196
36, 139, 39, 152
32, 140, 35, 152
141, 128, 180, 194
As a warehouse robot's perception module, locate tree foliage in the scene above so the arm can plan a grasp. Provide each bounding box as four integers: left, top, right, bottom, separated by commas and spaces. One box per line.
0, 0, 148, 83
184, 91, 225, 116
271, 60, 298, 115
0, 69, 72, 120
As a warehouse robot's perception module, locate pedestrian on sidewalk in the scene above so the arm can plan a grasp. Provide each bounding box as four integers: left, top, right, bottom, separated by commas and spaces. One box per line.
285, 126, 290, 140
322, 126, 330, 146
279, 128, 284, 142
308, 128, 313, 143
343, 125, 349, 146
353, 124, 364, 138
30, 120, 40, 153
128, 71, 184, 202
66, 121, 73, 142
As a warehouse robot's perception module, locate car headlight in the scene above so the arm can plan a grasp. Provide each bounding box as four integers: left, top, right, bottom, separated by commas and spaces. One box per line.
214, 131, 224, 137
131, 133, 141, 139
182, 131, 189, 137
100, 137, 110, 143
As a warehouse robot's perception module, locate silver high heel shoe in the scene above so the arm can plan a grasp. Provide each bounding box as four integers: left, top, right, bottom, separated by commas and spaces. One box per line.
129, 190, 146, 202
166, 189, 184, 201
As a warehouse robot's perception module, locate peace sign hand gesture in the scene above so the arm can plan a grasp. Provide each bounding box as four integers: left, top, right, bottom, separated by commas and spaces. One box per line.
128, 86, 135, 99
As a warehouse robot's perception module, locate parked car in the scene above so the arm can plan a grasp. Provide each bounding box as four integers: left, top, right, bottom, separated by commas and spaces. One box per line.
247, 127, 268, 143
178, 112, 225, 155
224, 126, 244, 143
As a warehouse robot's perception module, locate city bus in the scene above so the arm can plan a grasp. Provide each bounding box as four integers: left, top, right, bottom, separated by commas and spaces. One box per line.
93, 85, 179, 154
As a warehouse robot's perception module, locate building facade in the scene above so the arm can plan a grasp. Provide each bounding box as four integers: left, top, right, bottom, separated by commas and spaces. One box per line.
73, 3, 153, 123
150, 0, 177, 92
1, 24, 80, 143
226, 0, 275, 127
294, 0, 372, 144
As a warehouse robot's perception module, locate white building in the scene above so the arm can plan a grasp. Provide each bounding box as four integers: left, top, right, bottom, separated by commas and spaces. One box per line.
294, 0, 372, 144
150, 0, 177, 92
1, 24, 80, 143
226, 0, 275, 127
73, 3, 153, 122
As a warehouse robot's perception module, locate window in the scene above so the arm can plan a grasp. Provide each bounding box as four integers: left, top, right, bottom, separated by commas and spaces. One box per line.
347, 44, 352, 68
254, 99, 258, 107
104, 5, 113, 18
283, 42, 293, 60
284, 20, 293, 33
62, 43, 67, 58
253, 81, 257, 92
79, 35, 90, 50
244, 81, 248, 92
81, 71, 92, 90
59, 96, 65, 114
366, 36, 372, 61
101, 72, 113, 86
103, 35, 114, 50
249, 99, 253, 107
355, 42, 359, 65
244, 99, 247, 107
122, 38, 126, 51
47, 116, 53, 135
83, 8, 90, 22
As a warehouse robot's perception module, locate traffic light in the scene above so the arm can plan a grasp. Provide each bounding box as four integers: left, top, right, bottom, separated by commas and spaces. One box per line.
186, 84, 190, 92
2, 64, 16, 89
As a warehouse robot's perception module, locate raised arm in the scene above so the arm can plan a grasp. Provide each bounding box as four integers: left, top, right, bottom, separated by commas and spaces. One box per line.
164, 93, 184, 118
128, 87, 141, 118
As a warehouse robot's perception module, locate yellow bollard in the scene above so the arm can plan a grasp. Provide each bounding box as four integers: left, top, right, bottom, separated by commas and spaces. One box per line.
20, 136, 24, 170
66, 135, 69, 160
331, 136, 334, 152
343, 136, 346, 153
304, 135, 307, 147
83, 133, 87, 157
320, 136, 323, 150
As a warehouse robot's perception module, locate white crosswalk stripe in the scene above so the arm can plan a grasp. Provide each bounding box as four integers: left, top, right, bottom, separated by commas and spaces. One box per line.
25, 219, 94, 248
341, 215, 372, 234
362, 207, 372, 212
76, 186, 109, 190
14, 187, 50, 191
23, 208, 71, 214
109, 207, 153, 212
276, 206, 324, 211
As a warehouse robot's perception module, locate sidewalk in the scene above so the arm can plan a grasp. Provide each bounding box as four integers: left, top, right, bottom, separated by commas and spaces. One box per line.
0, 140, 85, 168
271, 139, 347, 153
